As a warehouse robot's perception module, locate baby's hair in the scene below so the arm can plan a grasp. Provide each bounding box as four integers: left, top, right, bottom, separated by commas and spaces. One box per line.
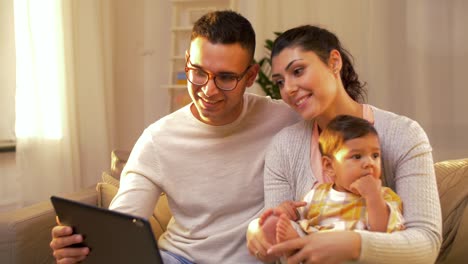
319, 115, 378, 157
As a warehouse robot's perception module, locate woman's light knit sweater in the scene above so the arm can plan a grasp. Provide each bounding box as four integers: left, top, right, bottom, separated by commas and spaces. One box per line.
264, 105, 442, 263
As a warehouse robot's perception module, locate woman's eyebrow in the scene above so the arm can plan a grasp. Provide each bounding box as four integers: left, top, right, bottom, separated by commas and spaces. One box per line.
285, 59, 303, 71
272, 59, 303, 79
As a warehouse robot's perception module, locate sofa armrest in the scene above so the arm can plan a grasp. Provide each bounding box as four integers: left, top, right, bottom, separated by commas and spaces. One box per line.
0, 186, 97, 264
435, 158, 468, 264
441, 204, 468, 264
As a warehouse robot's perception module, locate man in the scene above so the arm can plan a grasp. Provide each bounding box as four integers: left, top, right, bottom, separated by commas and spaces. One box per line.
50, 10, 299, 264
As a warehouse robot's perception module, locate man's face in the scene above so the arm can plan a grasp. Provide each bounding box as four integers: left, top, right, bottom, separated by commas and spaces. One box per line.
186, 37, 257, 126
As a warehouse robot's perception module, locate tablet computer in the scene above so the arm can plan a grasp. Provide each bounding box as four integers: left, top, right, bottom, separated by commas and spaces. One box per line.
50, 195, 164, 264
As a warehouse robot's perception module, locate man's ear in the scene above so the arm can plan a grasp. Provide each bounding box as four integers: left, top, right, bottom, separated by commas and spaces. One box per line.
245, 63, 260, 88
322, 156, 336, 180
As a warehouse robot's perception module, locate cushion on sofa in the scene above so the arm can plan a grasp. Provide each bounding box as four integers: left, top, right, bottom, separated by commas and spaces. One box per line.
110, 150, 130, 179
101, 171, 120, 188
434, 158, 468, 263
96, 181, 118, 209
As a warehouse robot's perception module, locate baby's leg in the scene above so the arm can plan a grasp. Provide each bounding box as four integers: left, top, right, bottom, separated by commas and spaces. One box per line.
260, 211, 280, 244
276, 214, 300, 249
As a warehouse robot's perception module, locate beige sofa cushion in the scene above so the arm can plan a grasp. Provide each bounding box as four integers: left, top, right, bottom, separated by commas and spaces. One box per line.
96, 181, 118, 209
101, 171, 120, 188
434, 158, 468, 263
110, 150, 130, 179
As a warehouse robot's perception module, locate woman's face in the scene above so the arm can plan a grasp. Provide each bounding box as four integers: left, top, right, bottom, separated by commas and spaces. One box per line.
271, 47, 339, 120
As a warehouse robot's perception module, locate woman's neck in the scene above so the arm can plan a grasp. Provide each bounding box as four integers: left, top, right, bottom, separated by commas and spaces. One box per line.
316, 93, 362, 131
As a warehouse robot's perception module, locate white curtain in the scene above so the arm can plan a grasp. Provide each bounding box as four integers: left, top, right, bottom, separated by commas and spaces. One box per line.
12, 0, 114, 207
240, 0, 468, 162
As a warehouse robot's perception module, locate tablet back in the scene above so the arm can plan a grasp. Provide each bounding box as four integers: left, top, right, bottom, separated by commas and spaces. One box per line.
51, 195, 164, 264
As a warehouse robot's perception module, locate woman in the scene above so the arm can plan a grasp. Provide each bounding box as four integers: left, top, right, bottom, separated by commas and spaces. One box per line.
247, 25, 441, 263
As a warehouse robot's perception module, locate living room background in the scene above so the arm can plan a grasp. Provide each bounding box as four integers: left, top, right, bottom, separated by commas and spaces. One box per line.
1, 0, 467, 210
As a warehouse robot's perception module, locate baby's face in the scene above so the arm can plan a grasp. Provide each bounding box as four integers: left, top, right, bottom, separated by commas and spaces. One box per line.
331, 134, 381, 194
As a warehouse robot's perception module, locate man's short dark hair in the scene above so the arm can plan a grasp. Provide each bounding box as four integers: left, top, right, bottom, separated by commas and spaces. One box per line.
191, 10, 256, 61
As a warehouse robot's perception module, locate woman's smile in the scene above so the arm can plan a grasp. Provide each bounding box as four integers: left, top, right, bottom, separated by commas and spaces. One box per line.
294, 93, 312, 108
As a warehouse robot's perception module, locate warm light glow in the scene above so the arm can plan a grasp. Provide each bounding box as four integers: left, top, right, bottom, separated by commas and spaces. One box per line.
14, 0, 64, 139
334, 148, 347, 161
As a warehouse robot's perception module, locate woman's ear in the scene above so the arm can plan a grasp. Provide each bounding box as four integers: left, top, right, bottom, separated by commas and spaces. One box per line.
328, 49, 342, 74
322, 156, 336, 180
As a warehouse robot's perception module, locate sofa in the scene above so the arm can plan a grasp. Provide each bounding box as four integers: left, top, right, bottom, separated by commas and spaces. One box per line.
0, 150, 171, 264
0, 150, 466, 264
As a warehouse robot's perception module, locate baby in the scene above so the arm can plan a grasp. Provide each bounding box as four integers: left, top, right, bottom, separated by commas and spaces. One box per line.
260, 115, 405, 248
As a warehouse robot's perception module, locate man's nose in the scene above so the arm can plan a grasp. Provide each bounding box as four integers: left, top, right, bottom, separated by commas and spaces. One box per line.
201, 78, 220, 97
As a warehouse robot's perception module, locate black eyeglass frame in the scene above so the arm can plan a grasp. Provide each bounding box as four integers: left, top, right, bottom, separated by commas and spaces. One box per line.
184, 54, 252, 91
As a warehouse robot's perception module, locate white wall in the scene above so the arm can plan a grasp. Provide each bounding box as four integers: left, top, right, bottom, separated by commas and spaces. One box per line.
110, 0, 467, 161
112, 0, 171, 151
2, 0, 466, 163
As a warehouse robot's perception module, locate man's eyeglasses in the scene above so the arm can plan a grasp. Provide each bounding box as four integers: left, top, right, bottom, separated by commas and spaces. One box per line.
185, 54, 251, 91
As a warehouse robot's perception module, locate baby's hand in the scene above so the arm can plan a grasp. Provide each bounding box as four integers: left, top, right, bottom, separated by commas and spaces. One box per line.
350, 175, 381, 200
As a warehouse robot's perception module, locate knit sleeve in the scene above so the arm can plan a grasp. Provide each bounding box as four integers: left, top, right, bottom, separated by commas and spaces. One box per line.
110, 128, 163, 219
358, 113, 442, 263
264, 131, 295, 209
264, 121, 316, 209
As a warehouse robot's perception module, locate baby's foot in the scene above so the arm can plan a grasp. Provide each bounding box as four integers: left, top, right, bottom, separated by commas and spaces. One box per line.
276, 214, 300, 244
260, 212, 280, 245
259, 209, 274, 226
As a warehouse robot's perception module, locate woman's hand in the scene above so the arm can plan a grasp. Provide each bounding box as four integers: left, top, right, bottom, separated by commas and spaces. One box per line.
267, 231, 361, 264
50, 217, 89, 264
246, 218, 278, 263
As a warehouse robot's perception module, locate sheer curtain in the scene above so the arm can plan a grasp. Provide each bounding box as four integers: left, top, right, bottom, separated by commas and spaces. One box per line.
13, 0, 114, 207
240, 0, 468, 162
